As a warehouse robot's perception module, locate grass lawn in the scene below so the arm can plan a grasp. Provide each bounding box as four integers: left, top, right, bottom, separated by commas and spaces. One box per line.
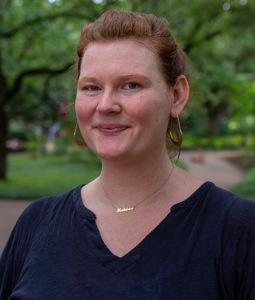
0, 152, 101, 200
227, 152, 255, 201
1, 151, 254, 201
230, 167, 255, 201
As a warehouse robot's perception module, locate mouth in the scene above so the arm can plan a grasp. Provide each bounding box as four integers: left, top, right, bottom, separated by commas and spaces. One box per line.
95, 124, 130, 135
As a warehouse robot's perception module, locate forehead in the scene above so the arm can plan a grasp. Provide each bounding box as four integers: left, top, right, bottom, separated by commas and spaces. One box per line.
80, 39, 161, 75
83, 37, 156, 55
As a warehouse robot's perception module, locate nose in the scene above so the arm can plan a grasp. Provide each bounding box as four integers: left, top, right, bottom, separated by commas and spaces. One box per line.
96, 89, 121, 115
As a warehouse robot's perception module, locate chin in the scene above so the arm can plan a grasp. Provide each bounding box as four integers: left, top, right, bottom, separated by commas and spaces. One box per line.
96, 151, 126, 162
94, 146, 131, 162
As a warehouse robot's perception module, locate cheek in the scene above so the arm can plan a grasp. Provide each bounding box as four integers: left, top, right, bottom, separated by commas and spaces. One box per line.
75, 96, 95, 122
128, 100, 152, 126
133, 95, 170, 125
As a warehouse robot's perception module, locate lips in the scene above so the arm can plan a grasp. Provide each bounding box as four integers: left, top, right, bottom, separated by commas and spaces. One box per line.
95, 124, 130, 135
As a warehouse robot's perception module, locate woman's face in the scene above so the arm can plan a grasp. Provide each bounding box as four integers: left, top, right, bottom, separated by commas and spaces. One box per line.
75, 39, 174, 162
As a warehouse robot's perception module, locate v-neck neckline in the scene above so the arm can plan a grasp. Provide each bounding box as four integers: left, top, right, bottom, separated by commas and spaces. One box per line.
73, 182, 214, 273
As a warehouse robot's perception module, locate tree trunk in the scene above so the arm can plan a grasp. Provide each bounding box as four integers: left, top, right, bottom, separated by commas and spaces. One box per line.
206, 101, 229, 137
0, 52, 8, 180
208, 113, 222, 137
0, 105, 7, 180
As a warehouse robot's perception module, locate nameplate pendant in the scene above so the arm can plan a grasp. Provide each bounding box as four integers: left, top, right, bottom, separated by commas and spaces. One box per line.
116, 207, 134, 213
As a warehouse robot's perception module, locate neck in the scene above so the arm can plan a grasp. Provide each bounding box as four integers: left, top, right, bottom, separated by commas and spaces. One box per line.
99, 148, 174, 208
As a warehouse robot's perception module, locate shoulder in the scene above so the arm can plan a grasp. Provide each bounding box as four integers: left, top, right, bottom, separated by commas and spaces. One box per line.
18, 185, 83, 225
0, 186, 83, 297
206, 186, 255, 298
205, 184, 255, 225
203, 184, 255, 262
185, 182, 255, 243
2, 185, 83, 257
172, 181, 255, 228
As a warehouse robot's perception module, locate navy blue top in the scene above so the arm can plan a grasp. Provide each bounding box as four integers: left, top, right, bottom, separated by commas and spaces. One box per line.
1, 182, 255, 299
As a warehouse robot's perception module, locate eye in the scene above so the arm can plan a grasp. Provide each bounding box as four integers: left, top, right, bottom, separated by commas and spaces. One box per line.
79, 85, 101, 95
85, 85, 100, 91
123, 83, 139, 90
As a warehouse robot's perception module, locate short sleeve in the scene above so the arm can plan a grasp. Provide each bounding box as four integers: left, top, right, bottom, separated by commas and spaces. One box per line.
0, 198, 50, 299
219, 198, 255, 299
0, 223, 25, 298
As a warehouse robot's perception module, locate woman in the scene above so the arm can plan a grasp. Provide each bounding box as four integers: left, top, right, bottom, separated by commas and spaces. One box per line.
1, 11, 255, 300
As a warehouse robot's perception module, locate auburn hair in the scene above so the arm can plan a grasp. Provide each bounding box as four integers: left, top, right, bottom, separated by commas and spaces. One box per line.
76, 11, 187, 87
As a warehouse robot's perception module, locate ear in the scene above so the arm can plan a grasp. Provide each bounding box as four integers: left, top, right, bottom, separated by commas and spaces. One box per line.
170, 75, 189, 118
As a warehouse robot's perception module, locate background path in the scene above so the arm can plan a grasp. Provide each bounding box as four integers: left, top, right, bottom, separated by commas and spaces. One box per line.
180, 150, 244, 190
0, 150, 244, 255
0, 200, 32, 255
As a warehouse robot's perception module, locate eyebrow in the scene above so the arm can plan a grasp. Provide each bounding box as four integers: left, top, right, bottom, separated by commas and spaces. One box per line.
117, 74, 150, 82
78, 74, 151, 84
78, 76, 97, 84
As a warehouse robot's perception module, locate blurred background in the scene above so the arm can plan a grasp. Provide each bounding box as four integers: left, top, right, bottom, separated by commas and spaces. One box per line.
0, 0, 255, 202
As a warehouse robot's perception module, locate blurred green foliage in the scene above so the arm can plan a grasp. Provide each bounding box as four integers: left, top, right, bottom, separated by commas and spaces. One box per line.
0, 152, 188, 199
1, 0, 255, 180
0, 152, 101, 199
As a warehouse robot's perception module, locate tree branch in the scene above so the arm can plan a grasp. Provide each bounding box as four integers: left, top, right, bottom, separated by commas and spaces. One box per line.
184, 29, 222, 54
183, 10, 224, 54
1, 10, 93, 38
7, 63, 73, 101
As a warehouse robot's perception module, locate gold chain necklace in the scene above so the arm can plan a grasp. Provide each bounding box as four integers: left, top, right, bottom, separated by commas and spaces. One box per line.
100, 167, 174, 213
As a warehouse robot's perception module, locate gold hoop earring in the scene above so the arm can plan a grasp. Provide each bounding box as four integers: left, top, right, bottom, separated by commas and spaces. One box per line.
169, 116, 183, 147
74, 123, 87, 147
